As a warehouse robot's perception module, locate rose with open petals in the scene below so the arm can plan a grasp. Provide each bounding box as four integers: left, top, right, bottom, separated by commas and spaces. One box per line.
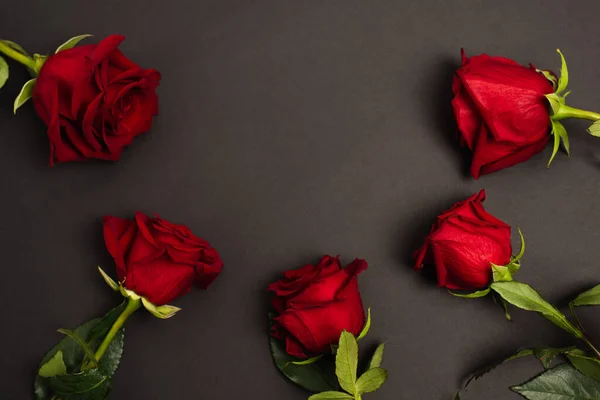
452, 50, 554, 179
413, 190, 512, 290
102, 212, 222, 305
268, 255, 367, 359
33, 34, 160, 165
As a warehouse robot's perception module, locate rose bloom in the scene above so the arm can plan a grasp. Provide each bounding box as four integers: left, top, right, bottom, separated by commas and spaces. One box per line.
452, 50, 554, 179
269, 255, 367, 359
102, 212, 223, 305
413, 190, 512, 290
33, 34, 160, 165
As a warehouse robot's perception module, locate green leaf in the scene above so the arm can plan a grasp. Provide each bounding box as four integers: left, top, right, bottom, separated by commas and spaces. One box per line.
556, 49, 569, 95
490, 281, 582, 338
97, 328, 124, 378
588, 120, 600, 138
0, 56, 8, 89
13, 78, 36, 114
34, 302, 127, 400
55, 34, 92, 53
335, 330, 358, 395
449, 288, 490, 299
57, 329, 98, 368
46, 368, 110, 400
368, 343, 385, 370
511, 363, 600, 399
38, 350, 67, 378
571, 284, 600, 307
290, 354, 323, 366
357, 308, 371, 340
533, 346, 576, 369
567, 350, 600, 381
269, 335, 338, 393
308, 392, 353, 400
355, 367, 387, 394
462, 348, 533, 390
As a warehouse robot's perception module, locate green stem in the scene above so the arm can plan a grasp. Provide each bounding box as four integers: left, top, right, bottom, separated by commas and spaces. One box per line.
581, 336, 600, 360
93, 298, 141, 362
0, 40, 36, 71
569, 302, 584, 332
552, 104, 600, 122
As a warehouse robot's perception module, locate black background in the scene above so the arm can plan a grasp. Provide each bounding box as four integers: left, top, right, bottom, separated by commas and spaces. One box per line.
2, 1, 600, 399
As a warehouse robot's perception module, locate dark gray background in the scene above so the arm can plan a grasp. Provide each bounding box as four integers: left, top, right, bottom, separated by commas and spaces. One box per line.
2, 1, 600, 399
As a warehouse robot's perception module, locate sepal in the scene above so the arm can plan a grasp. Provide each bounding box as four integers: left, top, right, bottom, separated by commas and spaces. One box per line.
55, 34, 92, 53
141, 298, 181, 319
14, 78, 36, 113
98, 267, 182, 319
97, 266, 119, 291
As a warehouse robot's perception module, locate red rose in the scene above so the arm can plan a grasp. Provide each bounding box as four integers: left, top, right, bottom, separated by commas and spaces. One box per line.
32, 34, 160, 165
102, 212, 222, 305
413, 190, 512, 290
268, 255, 367, 359
452, 50, 554, 179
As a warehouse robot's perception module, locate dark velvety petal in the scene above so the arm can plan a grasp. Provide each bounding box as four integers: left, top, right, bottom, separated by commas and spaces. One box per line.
102, 216, 137, 280
414, 190, 512, 290
429, 230, 511, 290
87, 34, 126, 67
81, 92, 104, 151
316, 255, 342, 278
127, 213, 162, 264
457, 54, 553, 146
289, 259, 367, 305
126, 258, 196, 305
412, 241, 429, 271
275, 309, 322, 355
194, 258, 223, 289
280, 298, 365, 355
268, 264, 321, 298
436, 189, 486, 222
476, 137, 549, 178
452, 74, 482, 150
284, 334, 309, 359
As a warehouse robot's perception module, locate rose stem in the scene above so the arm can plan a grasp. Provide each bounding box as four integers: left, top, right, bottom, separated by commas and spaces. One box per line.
0, 41, 36, 70
552, 104, 600, 122
88, 297, 141, 367
581, 336, 600, 360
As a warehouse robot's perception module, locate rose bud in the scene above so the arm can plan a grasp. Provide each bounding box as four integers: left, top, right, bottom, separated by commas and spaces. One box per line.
102, 212, 223, 309
413, 190, 512, 291
31, 34, 160, 165
453, 49, 600, 179
268, 255, 367, 359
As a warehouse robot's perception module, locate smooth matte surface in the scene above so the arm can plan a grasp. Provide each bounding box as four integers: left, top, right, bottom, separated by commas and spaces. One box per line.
2, 1, 600, 399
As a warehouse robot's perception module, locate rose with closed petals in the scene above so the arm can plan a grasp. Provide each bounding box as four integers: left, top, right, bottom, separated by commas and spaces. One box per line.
452, 50, 554, 179
102, 212, 222, 305
413, 190, 512, 290
268, 255, 367, 359
32, 34, 160, 165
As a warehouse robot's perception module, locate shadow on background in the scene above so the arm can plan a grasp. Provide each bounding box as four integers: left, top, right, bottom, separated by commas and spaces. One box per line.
425, 57, 473, 179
